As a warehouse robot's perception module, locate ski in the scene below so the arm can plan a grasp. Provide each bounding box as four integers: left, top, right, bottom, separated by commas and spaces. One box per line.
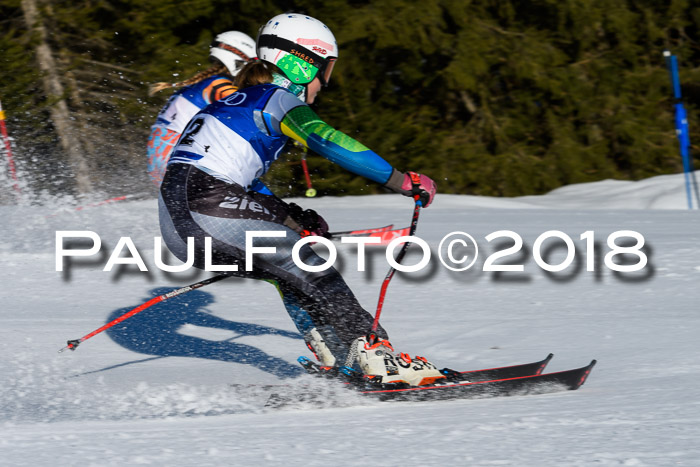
299, 353, 552, 383
296, 354, 595, 402
358, 360, 596, 402
442, 353, 553, 382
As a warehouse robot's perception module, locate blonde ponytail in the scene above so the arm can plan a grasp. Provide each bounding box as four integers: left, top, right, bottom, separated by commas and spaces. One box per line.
148, 63, 229, 96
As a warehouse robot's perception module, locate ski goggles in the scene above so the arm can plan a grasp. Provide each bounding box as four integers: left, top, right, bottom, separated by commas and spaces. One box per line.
319, 58, 336, 87
258, 34, 337, 87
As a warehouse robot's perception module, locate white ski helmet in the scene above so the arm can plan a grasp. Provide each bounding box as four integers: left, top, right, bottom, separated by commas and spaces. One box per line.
256, 13, 338, 87
210, 31, 257, 76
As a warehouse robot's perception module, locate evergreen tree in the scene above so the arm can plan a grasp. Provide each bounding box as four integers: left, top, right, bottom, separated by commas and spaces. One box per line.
0, 0, 697, 200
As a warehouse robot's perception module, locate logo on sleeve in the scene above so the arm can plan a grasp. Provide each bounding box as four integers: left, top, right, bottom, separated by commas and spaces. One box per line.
219, 196, 271, 215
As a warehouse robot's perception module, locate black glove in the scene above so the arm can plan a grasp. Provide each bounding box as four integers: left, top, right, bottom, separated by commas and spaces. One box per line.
287, 203, 330, 237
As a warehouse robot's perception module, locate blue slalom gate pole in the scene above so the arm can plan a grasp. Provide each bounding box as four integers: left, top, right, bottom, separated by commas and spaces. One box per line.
664, 50, 700, 210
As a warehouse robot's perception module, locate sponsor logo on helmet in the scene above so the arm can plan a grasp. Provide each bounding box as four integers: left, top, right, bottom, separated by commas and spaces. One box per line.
290, 49, 315, 65
297, 38, 335, 53
312, 46, 327, 55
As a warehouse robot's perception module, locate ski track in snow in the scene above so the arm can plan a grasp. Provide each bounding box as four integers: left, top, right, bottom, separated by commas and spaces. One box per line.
1, 172, 699, 466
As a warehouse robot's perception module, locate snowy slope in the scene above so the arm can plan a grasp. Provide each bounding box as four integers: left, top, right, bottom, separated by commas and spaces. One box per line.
1, 172, 699, 466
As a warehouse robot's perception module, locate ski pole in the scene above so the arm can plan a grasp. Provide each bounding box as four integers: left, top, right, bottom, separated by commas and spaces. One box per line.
58, 273, 233, 352
300, 151, 317, 197
368, 180, 424, 344
663, 50, 700, 209
328, 224, 398, 238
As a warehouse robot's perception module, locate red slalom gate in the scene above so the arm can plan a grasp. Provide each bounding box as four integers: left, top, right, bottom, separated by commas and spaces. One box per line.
0, 98, 21, 198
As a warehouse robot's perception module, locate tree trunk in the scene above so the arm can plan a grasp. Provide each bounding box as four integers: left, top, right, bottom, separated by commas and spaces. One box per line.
20, 0, 93, 194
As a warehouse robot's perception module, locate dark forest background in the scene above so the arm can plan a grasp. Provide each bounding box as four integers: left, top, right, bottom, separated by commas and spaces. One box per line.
1, 0, 699, 202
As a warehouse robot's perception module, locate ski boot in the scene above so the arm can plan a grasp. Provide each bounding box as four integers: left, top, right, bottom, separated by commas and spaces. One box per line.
350, 335, 446, 387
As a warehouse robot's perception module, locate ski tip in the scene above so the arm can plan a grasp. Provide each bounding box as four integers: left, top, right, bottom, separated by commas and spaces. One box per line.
536, 353, 555, 375
573, 359, 597, 389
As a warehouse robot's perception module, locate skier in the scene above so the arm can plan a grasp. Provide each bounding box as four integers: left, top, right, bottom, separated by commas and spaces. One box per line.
158, 13, 443, 386
146, 31, 256, 186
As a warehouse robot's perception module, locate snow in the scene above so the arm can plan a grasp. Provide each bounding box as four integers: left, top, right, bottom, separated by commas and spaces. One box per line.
1, 172, 700, 466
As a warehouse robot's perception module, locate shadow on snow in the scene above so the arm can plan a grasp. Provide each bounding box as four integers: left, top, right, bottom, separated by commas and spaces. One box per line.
97, 287, 304, 379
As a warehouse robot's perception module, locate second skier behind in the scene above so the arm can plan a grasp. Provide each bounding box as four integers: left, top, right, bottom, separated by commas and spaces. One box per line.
147, 30, 256, 186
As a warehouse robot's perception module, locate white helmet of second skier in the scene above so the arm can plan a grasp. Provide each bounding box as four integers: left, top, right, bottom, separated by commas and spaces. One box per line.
210, 31, 257, 76
256, 13, 338, 87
